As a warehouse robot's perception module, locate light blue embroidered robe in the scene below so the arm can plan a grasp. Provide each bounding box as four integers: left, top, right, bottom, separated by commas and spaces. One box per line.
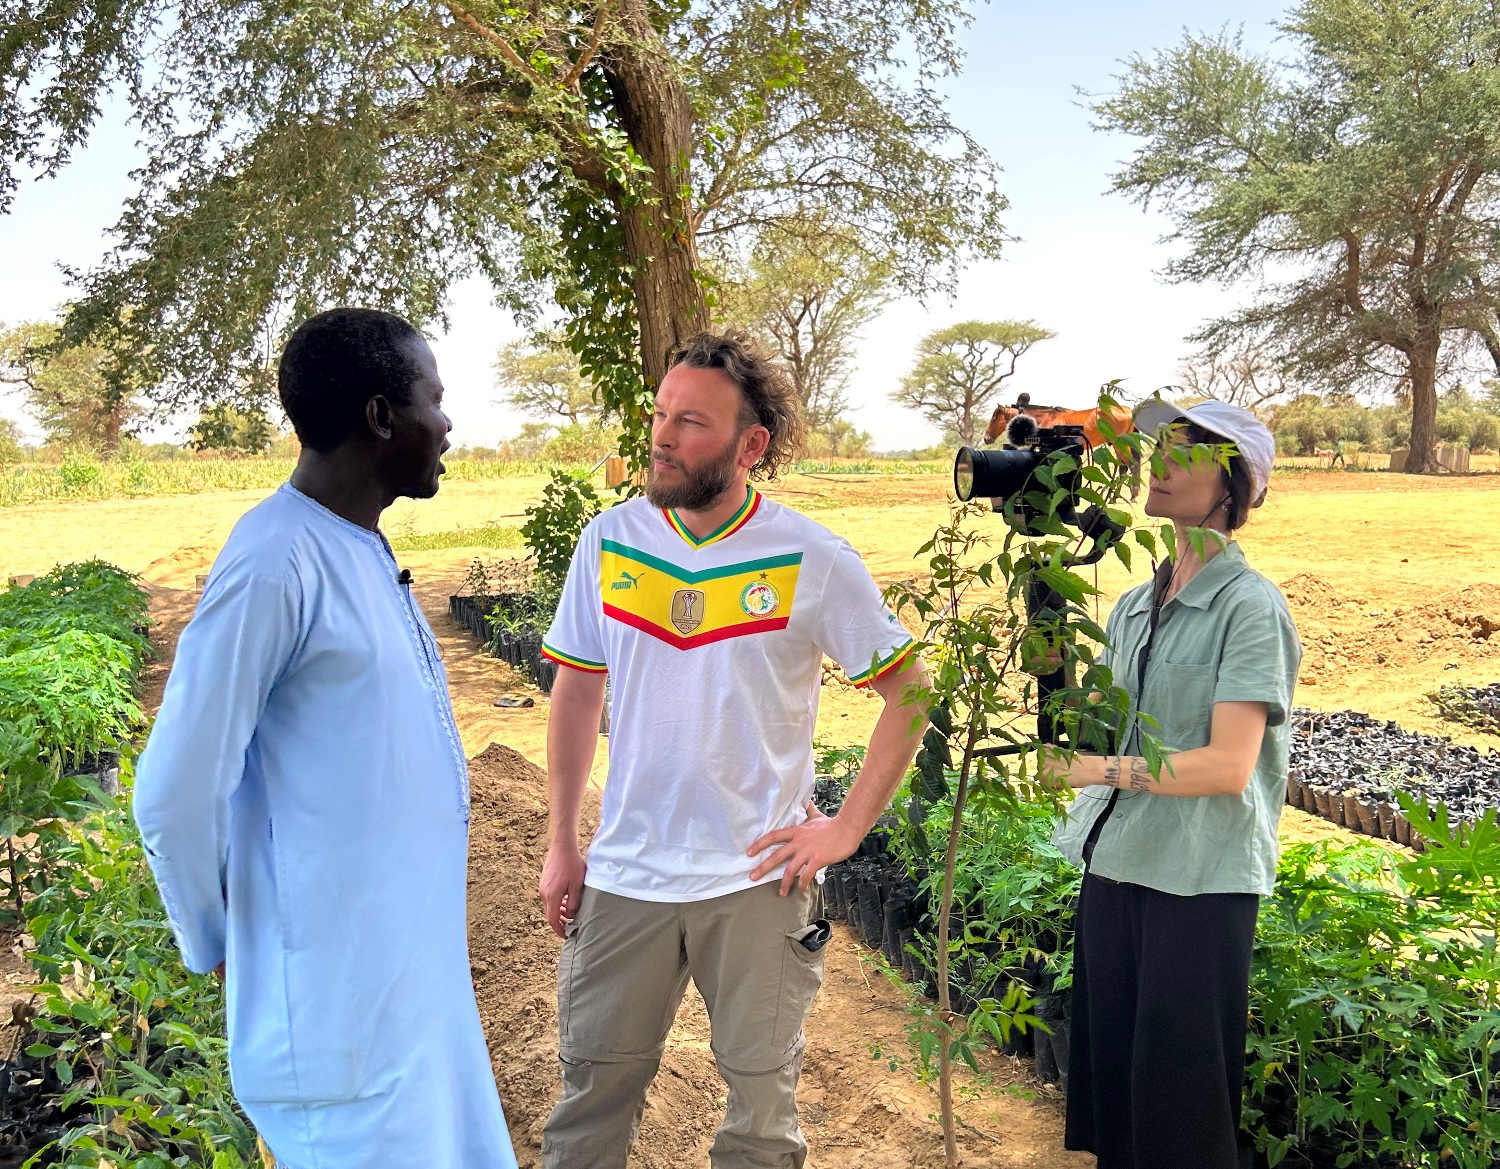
134, 483, 516, 1169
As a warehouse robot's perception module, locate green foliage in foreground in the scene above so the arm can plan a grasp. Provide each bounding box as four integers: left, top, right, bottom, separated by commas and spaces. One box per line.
1246, 806, 1500, 1169
22, 770, 260, 1168
0, 561, 256, 1165
0, 562, 149, 919
879, 767, 1500, 1168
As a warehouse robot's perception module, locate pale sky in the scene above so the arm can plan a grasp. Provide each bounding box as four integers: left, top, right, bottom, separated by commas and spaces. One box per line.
0, 0, 1291, 449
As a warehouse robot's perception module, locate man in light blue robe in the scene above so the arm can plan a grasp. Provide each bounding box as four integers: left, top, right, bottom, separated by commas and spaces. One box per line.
135, 307, 517, 1169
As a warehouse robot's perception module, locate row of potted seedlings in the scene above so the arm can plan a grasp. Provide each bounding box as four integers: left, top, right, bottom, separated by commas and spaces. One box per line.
449, 593, 559, 694
1284, 707, 1500, 848
1283, 778, 1425, 849
813, 780, 1070, 1087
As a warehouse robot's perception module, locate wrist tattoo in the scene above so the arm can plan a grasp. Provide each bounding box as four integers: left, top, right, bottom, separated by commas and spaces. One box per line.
1128, 758, 1154, 792
1103, 757, 1122, 787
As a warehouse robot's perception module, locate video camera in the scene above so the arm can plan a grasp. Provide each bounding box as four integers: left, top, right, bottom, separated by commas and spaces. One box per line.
953, 413, 1085, 509
950, 402, 1128, 749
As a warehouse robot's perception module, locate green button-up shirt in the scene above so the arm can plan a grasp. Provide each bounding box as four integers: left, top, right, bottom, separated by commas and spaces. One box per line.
1052, 542, 1302, 896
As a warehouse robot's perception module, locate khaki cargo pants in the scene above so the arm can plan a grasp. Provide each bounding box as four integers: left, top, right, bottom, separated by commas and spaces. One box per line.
541, 882, 828, 1169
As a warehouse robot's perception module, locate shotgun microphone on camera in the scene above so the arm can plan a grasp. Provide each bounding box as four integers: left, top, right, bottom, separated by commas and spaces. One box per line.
1003, 413, 1040, 447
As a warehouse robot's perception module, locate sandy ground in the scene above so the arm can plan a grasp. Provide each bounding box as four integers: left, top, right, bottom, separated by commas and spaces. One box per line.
15, 461, 1500, 1164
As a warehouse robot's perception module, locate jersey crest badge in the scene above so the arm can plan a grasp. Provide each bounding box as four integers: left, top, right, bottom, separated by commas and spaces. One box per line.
671, 588, 707, 634
740, 579, 780, 619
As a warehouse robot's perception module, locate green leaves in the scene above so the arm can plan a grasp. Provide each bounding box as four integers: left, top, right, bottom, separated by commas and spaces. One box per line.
879, 386, 1144, 1146
1243, 838, 1500, 1168
520, 468, 602, 588
0, 561, 150, 920
0, 560, 260, 1165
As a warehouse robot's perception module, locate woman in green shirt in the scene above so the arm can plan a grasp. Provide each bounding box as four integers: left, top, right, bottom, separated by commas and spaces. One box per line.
1050, 398, 1302, 1169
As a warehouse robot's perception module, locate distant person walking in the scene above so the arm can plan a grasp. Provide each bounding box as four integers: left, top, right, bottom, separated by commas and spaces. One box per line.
134, 308, 517, 1169
537, 331, 927, 1169
1049, 397, 1302, 1169
1331, 438, 1346, 467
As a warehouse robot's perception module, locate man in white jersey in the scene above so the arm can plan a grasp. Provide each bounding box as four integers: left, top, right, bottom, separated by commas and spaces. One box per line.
537, 331, 927, 1168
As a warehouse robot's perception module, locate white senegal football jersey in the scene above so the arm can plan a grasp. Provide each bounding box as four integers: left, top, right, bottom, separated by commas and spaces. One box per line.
542, 484, 915, 902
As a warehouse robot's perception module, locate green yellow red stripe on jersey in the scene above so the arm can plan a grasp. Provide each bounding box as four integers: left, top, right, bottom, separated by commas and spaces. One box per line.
662, 485, 760, 548
845, 638, 917, 686
599, 538, 801, 650
540, 643, 607, 673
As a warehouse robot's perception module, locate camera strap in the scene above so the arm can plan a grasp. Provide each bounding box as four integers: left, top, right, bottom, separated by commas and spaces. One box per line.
1081, 558, 1172, 871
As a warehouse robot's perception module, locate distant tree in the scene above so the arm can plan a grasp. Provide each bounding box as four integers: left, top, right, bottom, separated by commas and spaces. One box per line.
1093, 1, 1500, 473
494, 332, 599, 426
1178, 341, 1297, 410
892, 320, 1055, 444
0, 417, 23, 463
499, 422, 562, 460
188, 403, 276, 453
803, 416, 874, 459
0, 320, 139, 451
715, 217, 891, 440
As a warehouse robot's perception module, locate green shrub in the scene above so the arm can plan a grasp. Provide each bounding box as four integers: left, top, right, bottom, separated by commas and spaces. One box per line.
22, 769, 260, 1168
881, 776, 1500, 1168
521, 469, 602, 588
540, 423, 615, 463
0, 561, 257, 1165
1245, 812, 1500, 1168
58, 451, 103, 489
0, 562, 149, 919
188, 404, 275, 454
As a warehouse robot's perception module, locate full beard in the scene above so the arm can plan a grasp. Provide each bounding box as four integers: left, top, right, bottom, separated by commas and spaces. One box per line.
647, 435, 742, 511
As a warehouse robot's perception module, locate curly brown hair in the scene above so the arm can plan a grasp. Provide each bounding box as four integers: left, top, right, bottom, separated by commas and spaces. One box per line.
667, 329, 806, 480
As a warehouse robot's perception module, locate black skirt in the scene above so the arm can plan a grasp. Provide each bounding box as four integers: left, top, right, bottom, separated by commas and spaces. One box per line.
1064, 872, 1260, 1169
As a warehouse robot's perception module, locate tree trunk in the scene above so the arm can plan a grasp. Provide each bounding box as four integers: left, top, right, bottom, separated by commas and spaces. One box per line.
1406, 330, 1441, 474
102, 402, 123, 454
603, 0, 710, 395
618, 200, 709, 388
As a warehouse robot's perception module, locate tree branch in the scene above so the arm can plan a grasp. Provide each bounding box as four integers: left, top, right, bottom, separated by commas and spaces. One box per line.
561, 0, 609, 90
440, 0, 545, 86
1340, 231, 1368, 317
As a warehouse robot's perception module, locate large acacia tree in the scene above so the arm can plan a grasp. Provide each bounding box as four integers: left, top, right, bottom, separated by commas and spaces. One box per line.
0, 320, 140, 450
1095, 0, 1500, 473
0, 0, 1006, 461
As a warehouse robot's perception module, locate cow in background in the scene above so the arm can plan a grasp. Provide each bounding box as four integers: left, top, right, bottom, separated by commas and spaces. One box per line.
984, 393, 1140, 499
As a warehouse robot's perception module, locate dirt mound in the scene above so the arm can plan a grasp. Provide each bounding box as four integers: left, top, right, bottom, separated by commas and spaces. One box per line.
463, 743, 1087, 1168
1279, 572, 1359, 613
1411, 583, 1500, 642
140, 543, 219, 588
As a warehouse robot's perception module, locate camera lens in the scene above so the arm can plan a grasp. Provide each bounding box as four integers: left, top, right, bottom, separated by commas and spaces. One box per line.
952, 445, 1041, 502
954, 447, 976, 501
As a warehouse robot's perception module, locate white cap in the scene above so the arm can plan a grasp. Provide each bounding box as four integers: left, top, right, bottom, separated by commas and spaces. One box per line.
1133, 394, 1276, 508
